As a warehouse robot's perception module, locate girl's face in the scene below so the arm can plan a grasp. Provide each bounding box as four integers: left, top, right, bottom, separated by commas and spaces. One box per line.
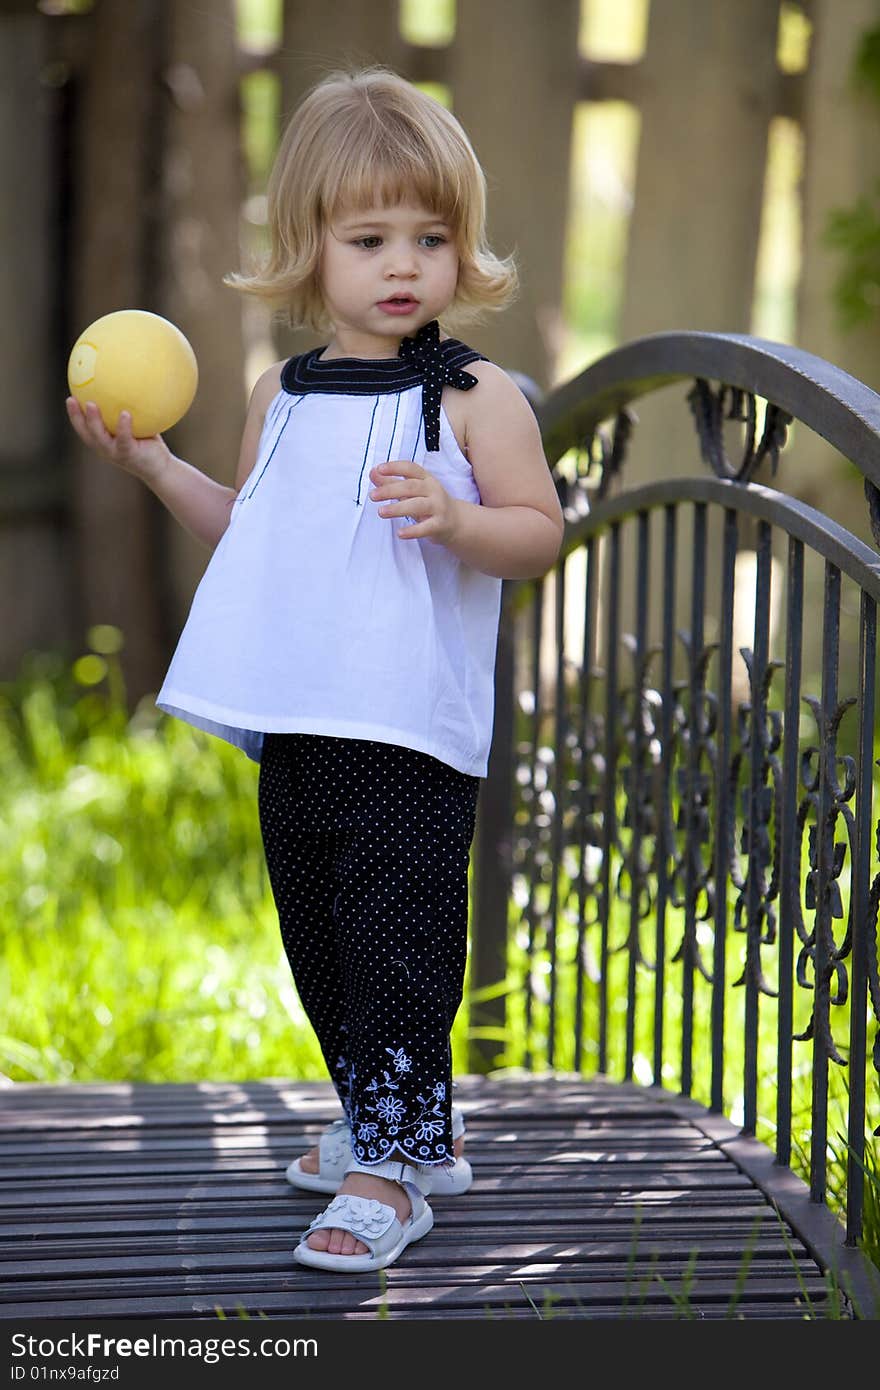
318, 201, 460, 354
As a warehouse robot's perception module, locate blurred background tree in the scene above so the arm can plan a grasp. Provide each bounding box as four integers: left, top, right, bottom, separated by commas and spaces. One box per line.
3, 0, 879, 698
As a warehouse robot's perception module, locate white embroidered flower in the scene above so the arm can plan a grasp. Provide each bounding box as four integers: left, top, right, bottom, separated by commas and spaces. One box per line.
356, 1122, 379, 1141
375, 1095, 405, 1123
386, 1047, 412, 1073
415, 1117, 444, 1141
432, 1082, 446, 1101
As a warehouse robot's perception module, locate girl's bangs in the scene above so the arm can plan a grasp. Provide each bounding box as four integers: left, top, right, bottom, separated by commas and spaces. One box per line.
324, 145, 462, 225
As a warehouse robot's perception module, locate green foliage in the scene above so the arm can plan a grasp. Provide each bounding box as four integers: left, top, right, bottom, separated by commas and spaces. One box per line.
399, 0, 455, 46
825, 25, 880, 331
825, 186, 880, 330
852, 24, 880, 98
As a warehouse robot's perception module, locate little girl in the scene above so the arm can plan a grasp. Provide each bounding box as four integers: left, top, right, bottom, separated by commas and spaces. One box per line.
66, 66, 563, 1273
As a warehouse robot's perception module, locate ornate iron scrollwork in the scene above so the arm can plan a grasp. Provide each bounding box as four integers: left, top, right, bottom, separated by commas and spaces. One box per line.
793, 695, 858, 1067
560, 407, 637, 509
687, 378, 791, 483
727, 649, 783, 996
863, 479, 880, 551
613, 634, 665, 966
668, 630, 717, 980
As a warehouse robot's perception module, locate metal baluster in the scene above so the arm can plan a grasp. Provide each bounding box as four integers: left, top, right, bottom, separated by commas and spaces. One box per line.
523, 579, 544, 1072
574, 536, 598, 1072
653, 506, 677, 1086
681, 503, 707, 1096
810, 560, 841, 1201
742, 520, 773, 1136
599, 523, 621, 1075
846, 590, 876, 1243
547, 559, 567, 1067
624, 511, 650, 1079
777, 536, 804, 1165
710, 507, 737, 1113
471, 581, 516, 1073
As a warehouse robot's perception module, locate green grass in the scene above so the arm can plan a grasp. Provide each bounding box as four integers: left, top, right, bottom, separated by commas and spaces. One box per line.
0, 639, 325, 1084
0, 633, 473, 1086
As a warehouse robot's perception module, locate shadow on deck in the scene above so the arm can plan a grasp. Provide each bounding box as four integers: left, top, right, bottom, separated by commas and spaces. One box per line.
2, 1074, 877, 1321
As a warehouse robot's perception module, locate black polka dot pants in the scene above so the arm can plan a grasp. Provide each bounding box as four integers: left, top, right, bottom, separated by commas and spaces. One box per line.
257, 733, 481, 1168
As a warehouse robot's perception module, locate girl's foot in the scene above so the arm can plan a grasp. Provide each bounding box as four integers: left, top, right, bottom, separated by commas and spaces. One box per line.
304, 1170, 413, 1256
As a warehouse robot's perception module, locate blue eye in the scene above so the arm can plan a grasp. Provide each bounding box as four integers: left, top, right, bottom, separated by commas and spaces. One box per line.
421, 235, 446, 249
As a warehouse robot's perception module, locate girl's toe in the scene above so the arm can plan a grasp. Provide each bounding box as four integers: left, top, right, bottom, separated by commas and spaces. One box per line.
302, 1225, 370, 1257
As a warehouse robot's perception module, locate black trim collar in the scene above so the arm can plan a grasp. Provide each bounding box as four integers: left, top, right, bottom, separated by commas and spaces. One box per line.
280, 318, 487, 451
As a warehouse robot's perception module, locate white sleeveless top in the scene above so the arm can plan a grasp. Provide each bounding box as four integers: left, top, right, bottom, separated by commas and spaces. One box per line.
156, 320, 503, 777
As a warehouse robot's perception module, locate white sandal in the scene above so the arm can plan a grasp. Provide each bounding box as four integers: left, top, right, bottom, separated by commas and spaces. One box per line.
292, 1158, 434, 1273
285, 1104, 471, 1196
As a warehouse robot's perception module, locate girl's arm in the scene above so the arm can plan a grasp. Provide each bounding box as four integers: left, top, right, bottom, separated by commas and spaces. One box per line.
369, 362, 564, 580
65, 363, 283, 550
451, 362, 563, 579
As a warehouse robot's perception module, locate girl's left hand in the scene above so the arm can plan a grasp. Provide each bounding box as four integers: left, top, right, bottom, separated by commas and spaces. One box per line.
368, 460, 461, 543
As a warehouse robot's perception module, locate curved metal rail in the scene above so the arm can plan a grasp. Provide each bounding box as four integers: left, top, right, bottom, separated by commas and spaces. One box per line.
537, 330, 880, 488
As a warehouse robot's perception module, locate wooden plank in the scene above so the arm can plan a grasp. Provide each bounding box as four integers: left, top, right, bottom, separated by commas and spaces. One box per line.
0, 1298, 838, 1321
1, 1246, 821, 1284
0, 1174, 755, 1214
0, 1251, 831, 1295
0, 1204, 784, 1244
0, 1144, 728, 1175
0, 1272, 835, 1321
0, 1130, 712, 1157
0, 1239, 800, 1273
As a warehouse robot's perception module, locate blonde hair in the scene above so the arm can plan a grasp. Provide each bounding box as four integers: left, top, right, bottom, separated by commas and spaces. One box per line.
225, 66, 518, 334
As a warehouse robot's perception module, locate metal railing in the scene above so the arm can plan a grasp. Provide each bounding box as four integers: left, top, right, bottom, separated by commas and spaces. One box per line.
471, 331, 880, 1254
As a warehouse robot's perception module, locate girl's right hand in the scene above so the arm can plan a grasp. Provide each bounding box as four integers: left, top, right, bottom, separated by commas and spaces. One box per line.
65, 397, 171, 484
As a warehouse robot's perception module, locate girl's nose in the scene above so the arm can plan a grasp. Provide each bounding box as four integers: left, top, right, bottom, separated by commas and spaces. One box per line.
384, 242, 418, 276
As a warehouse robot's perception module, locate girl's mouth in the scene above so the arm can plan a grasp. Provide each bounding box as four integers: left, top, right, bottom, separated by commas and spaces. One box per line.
377, 297, 419, 315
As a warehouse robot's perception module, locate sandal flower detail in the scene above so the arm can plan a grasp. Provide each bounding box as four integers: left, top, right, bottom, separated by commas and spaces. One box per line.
293, 1160, 435, 1273
306, 1194, 396, 1241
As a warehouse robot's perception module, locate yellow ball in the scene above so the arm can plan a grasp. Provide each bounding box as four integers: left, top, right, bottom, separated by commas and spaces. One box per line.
67, 309, 198, 438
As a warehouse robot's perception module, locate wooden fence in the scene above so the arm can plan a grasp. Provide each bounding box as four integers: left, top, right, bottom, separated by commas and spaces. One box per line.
3, 0, 877, 707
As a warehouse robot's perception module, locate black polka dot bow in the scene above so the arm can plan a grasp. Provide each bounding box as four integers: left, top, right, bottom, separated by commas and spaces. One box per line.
398, 319, 480, 452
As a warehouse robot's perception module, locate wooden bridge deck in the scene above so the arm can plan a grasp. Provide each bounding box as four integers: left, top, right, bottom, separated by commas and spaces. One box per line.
1, 1073, 874, 1321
